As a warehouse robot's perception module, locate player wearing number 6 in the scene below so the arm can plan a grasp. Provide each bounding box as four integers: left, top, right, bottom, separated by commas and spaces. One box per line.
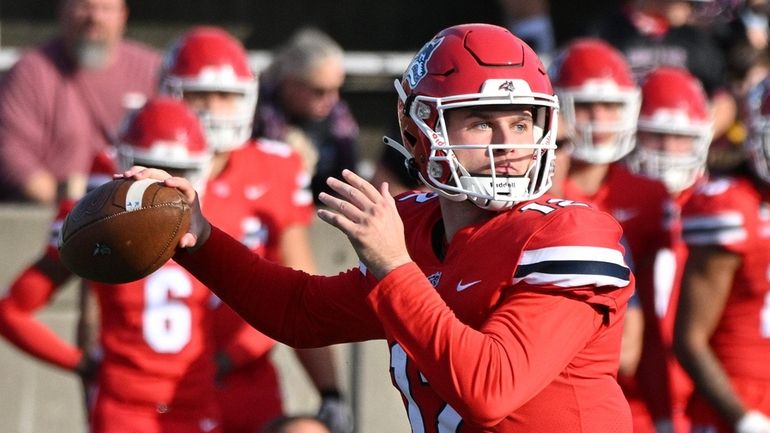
0, 98, 224, 433
126, 24, 635, 432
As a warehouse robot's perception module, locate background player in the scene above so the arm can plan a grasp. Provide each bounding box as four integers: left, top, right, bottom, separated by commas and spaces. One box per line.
550, 38, 673, 432
626, 66, 715, 433
674, 76, 770, 433
0, 97, 223, 433
159, 26, 352, 433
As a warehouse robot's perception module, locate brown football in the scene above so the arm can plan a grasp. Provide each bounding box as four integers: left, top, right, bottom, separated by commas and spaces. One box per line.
59, 178, 191, 284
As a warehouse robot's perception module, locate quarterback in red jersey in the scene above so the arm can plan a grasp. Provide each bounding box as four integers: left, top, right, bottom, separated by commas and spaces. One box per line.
0, 98, 223, 433
674, 77, 770, 433
626, 67, 714, 433
550, 38, 671, 433
127, 24, 635, 433
160, 26, 351, 433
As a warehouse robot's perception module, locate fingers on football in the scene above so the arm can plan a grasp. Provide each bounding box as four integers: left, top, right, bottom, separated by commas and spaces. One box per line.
163, 177, 196, 203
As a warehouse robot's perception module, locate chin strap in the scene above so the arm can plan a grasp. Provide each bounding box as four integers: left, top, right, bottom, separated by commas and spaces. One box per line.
382, 135, 413, 160
382, 135, 429, 190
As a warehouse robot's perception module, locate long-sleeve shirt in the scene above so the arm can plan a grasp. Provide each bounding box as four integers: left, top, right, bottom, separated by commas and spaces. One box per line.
0, 37, 160, 197
177, 192, 635, 432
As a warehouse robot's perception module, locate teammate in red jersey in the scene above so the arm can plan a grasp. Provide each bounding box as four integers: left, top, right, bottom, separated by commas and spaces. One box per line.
549, 38, 672, 433
159, 26, 351, 433
673, 77, 770, 433
126, 23, 635, 433
625, 67, 714, 433
0, 98, 224, 433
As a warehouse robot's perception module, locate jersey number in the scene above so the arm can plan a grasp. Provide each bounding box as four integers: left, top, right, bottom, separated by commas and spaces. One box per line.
391, 343, 462, 433
142, 267, 193, 353
520, 199, 589, 215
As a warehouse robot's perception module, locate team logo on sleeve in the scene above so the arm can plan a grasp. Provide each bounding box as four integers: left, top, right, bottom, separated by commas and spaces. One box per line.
405, 37, 444, 88
427, 271, 442, 288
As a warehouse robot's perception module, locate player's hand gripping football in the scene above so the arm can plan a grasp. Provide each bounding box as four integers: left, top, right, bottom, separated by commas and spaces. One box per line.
317, 169, 412, 280
119, 166, 211, 250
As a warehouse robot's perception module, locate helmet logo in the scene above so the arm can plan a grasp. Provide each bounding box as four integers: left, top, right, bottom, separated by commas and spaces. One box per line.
405, 37, 444, 88
498, 81, 516, 92
428, 160, 444, 179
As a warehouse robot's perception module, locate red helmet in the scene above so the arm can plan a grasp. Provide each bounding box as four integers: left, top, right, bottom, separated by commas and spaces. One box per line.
628, 67, 712, 192
551, 38, 640, 163
160, 26, 257, 152
391, 23, 558, 210
747, 77, 770, 183
117, 97, 212, 186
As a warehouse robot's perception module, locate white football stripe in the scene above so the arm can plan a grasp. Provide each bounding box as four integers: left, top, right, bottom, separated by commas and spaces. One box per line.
682, 212, 744, 230
518, 246, 626, 266
684, 228, 747, 246
125, 179, 159, 211
513, 272, 629, 288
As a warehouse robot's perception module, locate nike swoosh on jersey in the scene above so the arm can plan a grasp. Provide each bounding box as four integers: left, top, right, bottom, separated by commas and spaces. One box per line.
456, 280, 481, 292
612, 208, 640, 222
245, 185, 268, 201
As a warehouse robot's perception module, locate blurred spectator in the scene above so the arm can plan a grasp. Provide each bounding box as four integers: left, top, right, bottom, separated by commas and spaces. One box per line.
255, 28, 360, 203
0, 0, 160, 203
740, 0, 770, 49
708, 40, 770, 175
715, 0, 770, 50
498, 0, 556, 56
594, 0, 737, 140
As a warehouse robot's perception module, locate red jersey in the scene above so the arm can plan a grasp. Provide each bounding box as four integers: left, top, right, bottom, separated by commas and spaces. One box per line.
178, 192, 635, 433
203, 139, 313, 260
634, 185, 698, 432
563, 163, 672, 430
203, 139, 314, 432
562, 163, 672, 274
681, 177, 770, 381
89, 261, 217, 408
0, 153, 222, 429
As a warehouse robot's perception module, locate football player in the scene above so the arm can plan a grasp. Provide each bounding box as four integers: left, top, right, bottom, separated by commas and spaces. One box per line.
159, 26, 351, 433
126, 23, 635, 432
0, 97, 223, 433
550, 38, 674, 433
626, 66, 714, 433
673, 77, 770, 433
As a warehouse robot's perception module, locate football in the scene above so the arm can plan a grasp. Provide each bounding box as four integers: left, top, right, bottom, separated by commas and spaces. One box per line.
59, 178, 191, 284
